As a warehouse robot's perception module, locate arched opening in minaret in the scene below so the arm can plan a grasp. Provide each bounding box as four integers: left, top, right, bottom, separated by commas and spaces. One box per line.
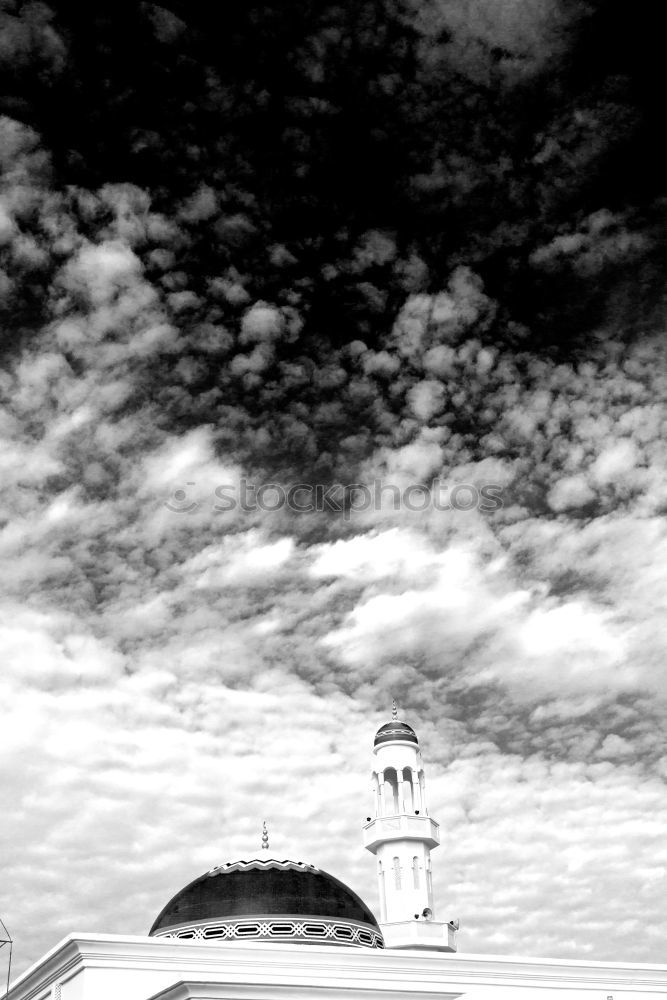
418, 769, 427, 813
383, 767, 399, 814
372, 770, 381, 816
402, 767, 414, 811
393, 856, 402, 890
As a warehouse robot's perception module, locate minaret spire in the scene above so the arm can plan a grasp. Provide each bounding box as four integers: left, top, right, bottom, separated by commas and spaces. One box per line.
362, 711, 457, 951
261, 821, 269, 851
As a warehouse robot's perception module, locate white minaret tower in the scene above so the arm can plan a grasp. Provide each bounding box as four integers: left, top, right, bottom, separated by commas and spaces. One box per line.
362, 701, 457, 951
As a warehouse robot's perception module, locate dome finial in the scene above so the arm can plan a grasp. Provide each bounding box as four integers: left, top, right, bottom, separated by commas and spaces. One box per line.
261, 821, 269, 851
391, 697, 398, 721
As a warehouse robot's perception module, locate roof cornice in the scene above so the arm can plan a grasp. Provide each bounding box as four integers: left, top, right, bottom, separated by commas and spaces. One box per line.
7, 935, 667, 1000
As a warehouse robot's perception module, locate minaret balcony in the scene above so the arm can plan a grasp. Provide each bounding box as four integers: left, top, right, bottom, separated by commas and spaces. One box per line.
380, 918, 457, 952
362, 814, 440, 852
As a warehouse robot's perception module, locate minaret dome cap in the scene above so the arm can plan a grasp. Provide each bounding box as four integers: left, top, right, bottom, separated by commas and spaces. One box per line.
374, 720, 419, 746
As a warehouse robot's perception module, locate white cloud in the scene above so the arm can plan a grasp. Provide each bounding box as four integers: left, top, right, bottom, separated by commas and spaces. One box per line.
547, 474, 596, 511
370, 429, 445, 484
187, 533, 295, 587
240, 301, 284, 343
321, 541, 531, 676
506, 601, 636, 695
407, 379, 446, 420
0, 605, 126, 685
590, 439, 639, 486
310, 528, 438, 582
61, 240, 142, 306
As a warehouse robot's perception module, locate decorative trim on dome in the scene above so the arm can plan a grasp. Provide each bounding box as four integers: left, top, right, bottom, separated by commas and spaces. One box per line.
206, 858, 317, 876
152, 914, 384, 949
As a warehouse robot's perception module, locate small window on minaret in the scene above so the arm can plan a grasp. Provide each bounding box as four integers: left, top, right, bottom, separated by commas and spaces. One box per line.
393, 856, 401, 889
412, 856, 420, 888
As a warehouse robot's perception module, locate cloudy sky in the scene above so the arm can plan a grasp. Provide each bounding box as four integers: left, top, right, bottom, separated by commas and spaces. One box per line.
1, 0, 667, 979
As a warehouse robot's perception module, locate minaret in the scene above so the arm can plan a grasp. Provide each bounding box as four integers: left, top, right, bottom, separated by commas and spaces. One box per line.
362, 701, 457, 951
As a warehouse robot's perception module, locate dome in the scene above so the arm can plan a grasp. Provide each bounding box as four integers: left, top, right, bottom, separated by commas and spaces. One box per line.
374, 720, 419, 746
149, 858, 383, 949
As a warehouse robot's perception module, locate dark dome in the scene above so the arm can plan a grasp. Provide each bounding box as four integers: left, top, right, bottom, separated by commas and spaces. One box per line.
374, 720, 419, 746
149, 858, 383, 949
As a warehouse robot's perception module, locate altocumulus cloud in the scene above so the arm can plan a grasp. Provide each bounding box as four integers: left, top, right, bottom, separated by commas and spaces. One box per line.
1, 0, 667, 976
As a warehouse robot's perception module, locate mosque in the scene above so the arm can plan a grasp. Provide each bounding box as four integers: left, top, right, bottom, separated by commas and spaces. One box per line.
5, 707, 667, 1000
